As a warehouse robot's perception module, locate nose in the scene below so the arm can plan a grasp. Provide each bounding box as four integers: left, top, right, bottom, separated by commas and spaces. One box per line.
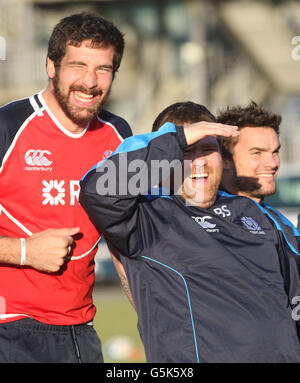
265, 153, 279, 170
191, 156, 207, 174
193, 155, 207, 167
82, 69, 98, 89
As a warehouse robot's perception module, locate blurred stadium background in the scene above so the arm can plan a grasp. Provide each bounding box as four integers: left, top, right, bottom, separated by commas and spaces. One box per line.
1, 0, 300, 362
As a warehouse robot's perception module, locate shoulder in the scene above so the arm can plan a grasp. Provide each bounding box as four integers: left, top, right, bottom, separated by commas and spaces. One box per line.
262, 203, 300, 236
98, 109, 132, 139
0, 96, 35, 165
0, 96, 35, 127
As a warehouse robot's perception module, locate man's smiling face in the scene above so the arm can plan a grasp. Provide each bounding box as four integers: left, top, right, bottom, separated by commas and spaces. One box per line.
49, 39, 114, 127
179, 136, 223, 208
223, 126, 280, 202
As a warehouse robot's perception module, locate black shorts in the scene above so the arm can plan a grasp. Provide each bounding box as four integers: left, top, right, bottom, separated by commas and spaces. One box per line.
0, 318, 103, 363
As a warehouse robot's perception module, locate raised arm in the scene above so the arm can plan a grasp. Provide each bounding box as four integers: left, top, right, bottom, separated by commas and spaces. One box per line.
79, 121, 238, 257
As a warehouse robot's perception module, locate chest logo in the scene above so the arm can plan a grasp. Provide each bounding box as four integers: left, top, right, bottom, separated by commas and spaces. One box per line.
25, 149, 53, 172
25, 150, 52, 166
42, 180, 65, 206
102, 150, 113, 160
41, 180, 80, 206
192, 216, 219, 233
241, 216, 265, 234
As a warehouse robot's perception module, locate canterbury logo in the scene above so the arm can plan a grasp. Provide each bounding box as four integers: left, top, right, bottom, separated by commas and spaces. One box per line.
192, 216, 216, 229
25, 150, 52, 167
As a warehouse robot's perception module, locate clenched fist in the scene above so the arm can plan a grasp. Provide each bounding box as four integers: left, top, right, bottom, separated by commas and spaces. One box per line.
25, 227, 80, 273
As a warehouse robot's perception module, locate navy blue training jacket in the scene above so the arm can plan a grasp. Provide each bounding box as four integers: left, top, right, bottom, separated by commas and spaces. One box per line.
80, 123, 300, 363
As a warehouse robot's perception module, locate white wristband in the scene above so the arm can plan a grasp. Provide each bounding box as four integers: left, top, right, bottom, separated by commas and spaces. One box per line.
20, 238, 26, 266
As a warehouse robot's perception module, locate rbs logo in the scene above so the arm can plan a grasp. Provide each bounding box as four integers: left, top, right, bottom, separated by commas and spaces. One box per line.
42, 180, 80, 206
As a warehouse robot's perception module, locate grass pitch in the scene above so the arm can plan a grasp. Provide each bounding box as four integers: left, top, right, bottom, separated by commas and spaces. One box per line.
93, 283, 146, 363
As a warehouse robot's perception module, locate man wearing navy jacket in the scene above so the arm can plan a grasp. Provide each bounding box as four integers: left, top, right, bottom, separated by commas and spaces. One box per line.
217, 102, 300, 265
80, 102, 300, 363
217, 102, 281, 205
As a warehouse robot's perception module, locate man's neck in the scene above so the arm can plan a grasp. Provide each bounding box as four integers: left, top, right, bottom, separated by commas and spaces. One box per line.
42, 87, 87, 135
220, 186, 263, 204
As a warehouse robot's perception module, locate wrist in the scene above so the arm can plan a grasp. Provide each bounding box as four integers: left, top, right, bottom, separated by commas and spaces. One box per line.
20, 238, 26, 266
176, 126, 187, 149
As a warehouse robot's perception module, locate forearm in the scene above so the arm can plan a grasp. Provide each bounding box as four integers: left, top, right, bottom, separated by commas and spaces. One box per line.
109, 247, 136, 309
0, 236, 23, 265
79, 124, 185, 256
80, 123, 186, 199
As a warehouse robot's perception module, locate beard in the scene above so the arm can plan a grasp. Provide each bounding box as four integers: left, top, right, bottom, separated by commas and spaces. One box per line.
186, 174, 221, 208
233, 175, 276, 199
52, 72, 110, 126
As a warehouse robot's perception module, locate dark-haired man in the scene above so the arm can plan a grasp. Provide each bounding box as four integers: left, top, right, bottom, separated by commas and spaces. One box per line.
217, 102, 281, 202
80, 102, 300, 363
0, 13, 131, 362
217, 102, 299, 241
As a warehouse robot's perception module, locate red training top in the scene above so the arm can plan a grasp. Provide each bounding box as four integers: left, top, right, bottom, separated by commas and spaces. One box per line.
0, 91, 132, 325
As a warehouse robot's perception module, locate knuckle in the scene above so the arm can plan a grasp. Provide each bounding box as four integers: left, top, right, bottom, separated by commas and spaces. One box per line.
59, 249, 67, 258
59, 238, 68, 248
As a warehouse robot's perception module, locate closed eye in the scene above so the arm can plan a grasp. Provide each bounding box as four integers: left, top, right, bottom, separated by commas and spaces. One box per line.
97, 65, 113, 73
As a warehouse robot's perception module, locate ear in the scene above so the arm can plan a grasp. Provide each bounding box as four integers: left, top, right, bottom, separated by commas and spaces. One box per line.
46, 57, 56, 79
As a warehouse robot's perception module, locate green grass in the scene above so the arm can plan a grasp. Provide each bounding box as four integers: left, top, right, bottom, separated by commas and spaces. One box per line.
93, 284, 146, 363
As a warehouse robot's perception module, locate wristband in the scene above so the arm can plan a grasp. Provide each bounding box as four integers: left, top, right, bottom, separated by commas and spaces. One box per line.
20, 238, 26, 266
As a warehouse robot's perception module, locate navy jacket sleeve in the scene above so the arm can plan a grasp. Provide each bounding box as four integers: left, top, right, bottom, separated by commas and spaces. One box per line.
79, 123, 186, 257
260, 203, 300, 310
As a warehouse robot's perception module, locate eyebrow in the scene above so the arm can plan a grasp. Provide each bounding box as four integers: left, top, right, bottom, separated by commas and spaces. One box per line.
249, 144, 281, 152
68, 61, 87, 66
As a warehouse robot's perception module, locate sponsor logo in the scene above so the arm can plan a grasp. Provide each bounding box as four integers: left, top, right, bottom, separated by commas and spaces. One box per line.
192, 216, 219, 232
42, 180, 65, 205
42, 180, 80, 206
213, 205, 231, 218
241, 216, 265, 234
103, 150, 113, 160
25, 149, 53, 172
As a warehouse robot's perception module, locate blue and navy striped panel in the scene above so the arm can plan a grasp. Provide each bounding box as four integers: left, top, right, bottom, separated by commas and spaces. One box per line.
81, 122, 177, 181
141, 255, 200, 363
143, 187, 173, 201
218, 190, 300, 256
256, 203, 299, 256
262, 203, 300, 237
218, 190, 236, 198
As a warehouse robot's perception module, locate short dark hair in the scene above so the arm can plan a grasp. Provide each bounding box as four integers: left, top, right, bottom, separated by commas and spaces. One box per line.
216, 101, 281, 159
47, 12, 124, 73
152, 101, 216, 132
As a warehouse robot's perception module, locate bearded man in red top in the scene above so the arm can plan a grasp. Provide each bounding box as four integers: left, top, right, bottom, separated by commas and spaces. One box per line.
0, 12, 132, 363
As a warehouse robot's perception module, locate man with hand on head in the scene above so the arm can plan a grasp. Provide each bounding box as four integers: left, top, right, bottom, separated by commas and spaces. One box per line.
0, 12, 131, 362
80, 101, 300, 363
